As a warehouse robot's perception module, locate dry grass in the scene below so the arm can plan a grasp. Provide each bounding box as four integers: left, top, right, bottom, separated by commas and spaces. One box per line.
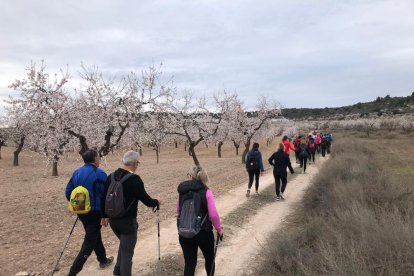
0, 139, 280, 275
255, 132, 414, 276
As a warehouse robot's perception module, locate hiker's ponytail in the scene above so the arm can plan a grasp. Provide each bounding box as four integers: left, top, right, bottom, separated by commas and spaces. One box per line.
191, 165, 209, 185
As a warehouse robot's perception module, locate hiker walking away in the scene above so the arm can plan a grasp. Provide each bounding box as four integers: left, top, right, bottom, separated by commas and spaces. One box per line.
325, 132, 333, 154
268, 143, 294, 201
65, 149, 113, 276
320, 135, 328, 157
298, 139, 310, 173
245, 142, 265, 197
315, 134, 322, 154
177, 166, 223, 276
281, 135, 295, 156
308, 137, 316, 164
293, 136, 302, 164
102, 151, 161, 276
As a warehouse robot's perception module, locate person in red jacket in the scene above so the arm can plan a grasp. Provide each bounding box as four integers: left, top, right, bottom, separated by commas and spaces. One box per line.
293, 136, 302, 163
315, 135, 322, 154
281, 136, 295, 156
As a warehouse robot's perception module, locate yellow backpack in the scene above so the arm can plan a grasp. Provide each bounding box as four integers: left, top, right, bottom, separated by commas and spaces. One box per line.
69, 186, 91, 214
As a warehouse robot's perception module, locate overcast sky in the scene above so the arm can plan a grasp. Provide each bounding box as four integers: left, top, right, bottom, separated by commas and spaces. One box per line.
1, 0, 414, 112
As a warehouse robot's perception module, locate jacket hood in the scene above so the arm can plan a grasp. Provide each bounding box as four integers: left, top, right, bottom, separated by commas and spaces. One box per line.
177, 180, 206, 195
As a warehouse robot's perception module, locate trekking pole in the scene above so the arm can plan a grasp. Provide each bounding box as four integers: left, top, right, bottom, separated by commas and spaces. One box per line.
51, 217, 79, 276
153, 206, 161, 260
209, 232, 222, 276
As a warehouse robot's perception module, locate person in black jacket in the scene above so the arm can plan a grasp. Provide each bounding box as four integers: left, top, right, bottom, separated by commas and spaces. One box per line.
298, 139, 310, 173
101, 151, 161, 276
268, 143, 295, 201
245, 142, 265, 197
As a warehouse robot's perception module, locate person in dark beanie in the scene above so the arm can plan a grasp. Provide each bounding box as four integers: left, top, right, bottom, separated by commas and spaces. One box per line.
268, 143, 295, 201
245, 142, 265, 197
102, 151, 161, 276
65, 149, 113, 276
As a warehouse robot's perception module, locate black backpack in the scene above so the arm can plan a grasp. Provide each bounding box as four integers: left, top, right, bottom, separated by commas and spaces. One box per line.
104, 173, 134, 218
177, 185, 209, 238
246, 153, 259, 171
299, 145, 308, 158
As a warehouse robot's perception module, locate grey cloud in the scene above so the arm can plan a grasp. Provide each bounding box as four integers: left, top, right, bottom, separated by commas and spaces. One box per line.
1, 0, 414, 110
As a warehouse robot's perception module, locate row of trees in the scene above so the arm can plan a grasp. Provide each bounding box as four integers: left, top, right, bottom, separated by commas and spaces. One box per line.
2, 62, 281, 175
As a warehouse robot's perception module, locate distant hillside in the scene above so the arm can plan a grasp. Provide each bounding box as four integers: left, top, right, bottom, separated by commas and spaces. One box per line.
282, 93, 414, 120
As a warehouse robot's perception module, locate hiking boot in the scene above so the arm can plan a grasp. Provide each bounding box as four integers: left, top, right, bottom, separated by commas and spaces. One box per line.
275, 196, 281, 201
99, 256, 114, 269
246, 189, 250, 197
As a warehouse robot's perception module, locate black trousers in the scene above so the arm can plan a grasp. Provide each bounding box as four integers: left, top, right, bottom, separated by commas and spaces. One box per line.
300, 157, 308, 172
110, 217, 138, 276
274, 171, 287, 196
316, 144, 321, 153
247, 170, 260, 191
179, 230, 215, 276
309, 152, 315, 163
321, 147, 327, 157
69, 212, 107, 276
327, 143, 331, 154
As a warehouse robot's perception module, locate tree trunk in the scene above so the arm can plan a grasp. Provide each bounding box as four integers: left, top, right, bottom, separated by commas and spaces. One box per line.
241, 140, 251, 164
233, 141, 240, 156
139, 147, 143, 156
68, 130, 88, 155
13, 136, 25, 166
175, 141, 178, 148
189, 143, 200, 166
184, 143, 187, 152
154, 145, 160, 164
218, 141, 223, 158
0, 145, 2, 160
52, 155, 59, 176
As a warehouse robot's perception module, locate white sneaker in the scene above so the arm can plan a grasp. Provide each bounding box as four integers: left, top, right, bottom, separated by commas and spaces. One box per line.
246, 189, 250, 197
280, 193, 284, 200
255, 191, 260, 196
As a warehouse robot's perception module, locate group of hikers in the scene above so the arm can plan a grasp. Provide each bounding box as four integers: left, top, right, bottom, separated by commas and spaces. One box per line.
63, 130, 332, 276
245, 131, 333, 201
65, 150, 222, 276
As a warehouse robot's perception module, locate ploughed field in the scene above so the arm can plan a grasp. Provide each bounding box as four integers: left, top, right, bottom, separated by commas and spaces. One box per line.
0, 140, 278, 275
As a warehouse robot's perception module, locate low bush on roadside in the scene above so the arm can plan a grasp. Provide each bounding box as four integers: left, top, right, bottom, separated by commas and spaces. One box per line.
256, 139, 414, 275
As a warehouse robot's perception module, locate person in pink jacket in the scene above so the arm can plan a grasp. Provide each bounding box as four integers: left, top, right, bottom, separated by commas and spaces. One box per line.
177, 165, 223, 276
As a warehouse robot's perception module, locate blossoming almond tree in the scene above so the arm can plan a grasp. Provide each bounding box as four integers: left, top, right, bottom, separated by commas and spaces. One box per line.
66, 63, 173, 157
164, 92, 229, 166
8, 62, 71, 175
232, 96, 281, 164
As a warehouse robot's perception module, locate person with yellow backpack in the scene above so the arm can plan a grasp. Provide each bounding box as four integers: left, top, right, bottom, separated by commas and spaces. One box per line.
65, 149, 114, 276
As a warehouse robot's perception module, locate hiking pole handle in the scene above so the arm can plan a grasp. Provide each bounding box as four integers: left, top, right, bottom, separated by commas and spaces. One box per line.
51, 217, 79, 276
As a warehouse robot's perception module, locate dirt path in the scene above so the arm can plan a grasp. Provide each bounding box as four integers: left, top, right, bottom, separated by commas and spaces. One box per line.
199, 157, 327, 276
55, 157, 326, 275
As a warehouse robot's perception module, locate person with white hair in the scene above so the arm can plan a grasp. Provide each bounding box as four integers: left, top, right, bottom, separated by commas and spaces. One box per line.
101, 150, 161, 276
